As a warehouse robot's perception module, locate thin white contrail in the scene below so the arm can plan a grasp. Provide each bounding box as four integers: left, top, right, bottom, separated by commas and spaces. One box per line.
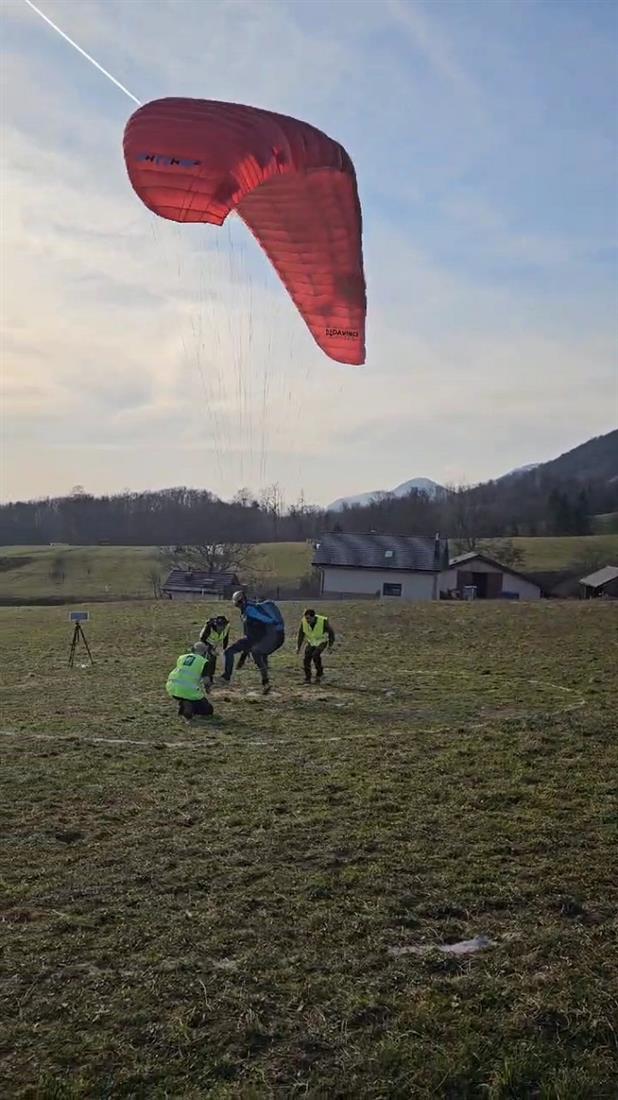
23, 0, 142, 107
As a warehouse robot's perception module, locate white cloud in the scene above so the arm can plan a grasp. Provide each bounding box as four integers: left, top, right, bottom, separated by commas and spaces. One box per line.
1, 0, 616, 506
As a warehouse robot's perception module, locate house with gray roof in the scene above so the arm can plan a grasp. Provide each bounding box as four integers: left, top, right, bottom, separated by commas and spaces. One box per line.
162, 568, 239, 601
312, 533, 449, 600
579, 564, 618, 598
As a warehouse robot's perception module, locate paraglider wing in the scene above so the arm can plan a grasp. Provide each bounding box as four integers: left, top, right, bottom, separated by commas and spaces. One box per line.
123, 98, 366, 365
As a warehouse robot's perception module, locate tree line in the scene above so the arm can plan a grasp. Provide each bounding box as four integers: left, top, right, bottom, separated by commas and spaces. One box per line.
0, 467, 615, 547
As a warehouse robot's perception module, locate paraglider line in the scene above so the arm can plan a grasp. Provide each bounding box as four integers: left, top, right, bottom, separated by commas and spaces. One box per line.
23, 0, 142, 106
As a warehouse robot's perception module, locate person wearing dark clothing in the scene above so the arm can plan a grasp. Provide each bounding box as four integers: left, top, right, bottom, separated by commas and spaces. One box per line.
166, 642, 214, 721
221, 591, 285, 694
296, 608, 335, 683
177, 696, 213, 720
198, 615, 230, 683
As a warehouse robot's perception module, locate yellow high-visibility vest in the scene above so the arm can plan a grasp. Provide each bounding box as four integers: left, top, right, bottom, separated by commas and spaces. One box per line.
166, 653, 207, 700
301, 614, 328, 646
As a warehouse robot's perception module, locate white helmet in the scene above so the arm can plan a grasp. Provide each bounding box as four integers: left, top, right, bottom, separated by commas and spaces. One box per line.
232, 590, 245, 606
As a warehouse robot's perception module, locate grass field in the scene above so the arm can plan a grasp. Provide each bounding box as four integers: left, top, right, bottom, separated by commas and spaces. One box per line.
503, 534, 618, 570
0, 543, 313, 602
1, 534, 617, 603
593, 512, 618, 534
1, 600, 617, 1097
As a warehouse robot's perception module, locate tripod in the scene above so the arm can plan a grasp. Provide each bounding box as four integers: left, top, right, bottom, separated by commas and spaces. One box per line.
68, 622, 94, 668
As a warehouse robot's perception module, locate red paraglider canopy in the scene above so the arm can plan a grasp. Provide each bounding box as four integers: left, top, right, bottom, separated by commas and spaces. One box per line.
123, 98, 366, 365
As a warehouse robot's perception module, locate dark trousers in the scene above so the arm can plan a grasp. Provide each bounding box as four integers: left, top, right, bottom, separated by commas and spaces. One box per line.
304, 643, 327, 680
224, 628, 284, 685
224, 637, 251, 679
175, 696, 213, 720
204, 651, 217, 680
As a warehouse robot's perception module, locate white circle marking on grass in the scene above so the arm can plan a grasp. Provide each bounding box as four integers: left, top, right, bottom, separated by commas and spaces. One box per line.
0, 670, 588, 752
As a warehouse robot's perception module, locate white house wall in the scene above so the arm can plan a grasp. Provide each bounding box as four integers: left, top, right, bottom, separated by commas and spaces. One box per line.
321, 567, 436, 601
494, 574, 541, 600
439, 563, 541, 600
440, 569, 458, 591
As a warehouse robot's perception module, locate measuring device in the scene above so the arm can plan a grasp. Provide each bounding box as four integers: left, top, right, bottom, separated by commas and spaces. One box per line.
68, 611, 94, 668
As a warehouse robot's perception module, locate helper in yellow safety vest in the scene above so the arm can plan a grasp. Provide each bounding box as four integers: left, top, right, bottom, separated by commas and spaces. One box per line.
198, 615, 230, 684
166, 642, 214, 721
296, 608, 335, 683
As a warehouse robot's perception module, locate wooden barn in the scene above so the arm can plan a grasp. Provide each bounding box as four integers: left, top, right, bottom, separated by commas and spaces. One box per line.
579, 565, 618, 599
161, 569, 240, 601
440, 552, 542, 601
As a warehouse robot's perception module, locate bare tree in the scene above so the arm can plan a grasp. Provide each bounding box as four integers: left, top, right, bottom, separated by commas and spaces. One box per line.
147, 567, 163, 599
232, 487, 255, 508
260, 483, 285, 540
289, 490, 308, 539
174, 542, 255, 575
478, 538, 526, 568
445, 485, 484, 553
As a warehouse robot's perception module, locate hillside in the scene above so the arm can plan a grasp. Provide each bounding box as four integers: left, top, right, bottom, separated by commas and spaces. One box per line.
327, 430, 618, 513
594, 512, 618, 534
0, 543, 313, 603
531, 429, 618, 482
1, 536, 617, 602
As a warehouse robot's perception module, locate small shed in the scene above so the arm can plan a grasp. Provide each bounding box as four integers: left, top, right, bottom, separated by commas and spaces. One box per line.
440, 552, 542, 601
579, 565, 618, 599
162, 569, 239, 601
312, 533, 449, 601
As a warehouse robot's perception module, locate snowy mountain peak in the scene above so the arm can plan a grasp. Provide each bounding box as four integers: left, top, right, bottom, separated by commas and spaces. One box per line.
328, 478, 445, 512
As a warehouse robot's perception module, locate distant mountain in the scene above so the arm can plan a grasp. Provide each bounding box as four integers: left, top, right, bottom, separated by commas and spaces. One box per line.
500, 463, 540, 480
327, 432, 618, 513
490, 432, 616, 493
530, 430, 618, 483
392, 477, 447, 498
328, 477, 446, 512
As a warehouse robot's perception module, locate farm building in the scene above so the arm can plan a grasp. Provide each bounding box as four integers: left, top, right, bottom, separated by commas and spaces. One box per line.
312, 533, 449, 600
579, 564, 618, 599
162, 569, 239, 601
440, 552, 542, 601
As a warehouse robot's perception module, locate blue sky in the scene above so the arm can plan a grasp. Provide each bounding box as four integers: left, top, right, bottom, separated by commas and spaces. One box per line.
1, 0, 616, 505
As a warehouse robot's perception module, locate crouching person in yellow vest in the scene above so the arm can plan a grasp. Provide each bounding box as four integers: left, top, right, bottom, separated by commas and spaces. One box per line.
296, 609, 335, 684
166, 642, 214, 721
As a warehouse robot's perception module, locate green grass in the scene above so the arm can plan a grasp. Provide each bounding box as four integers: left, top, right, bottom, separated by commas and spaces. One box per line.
0, 543, 313, 602
506, 534, 618, 570
593, 512, 618, 534
249, 542, 313, 586
1, 600, 617, 1097
1, 536, 617, 603
0, 545, 161, 600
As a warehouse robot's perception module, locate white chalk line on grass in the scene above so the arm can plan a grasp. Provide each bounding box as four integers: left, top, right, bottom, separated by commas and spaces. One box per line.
0, 671, 588, 753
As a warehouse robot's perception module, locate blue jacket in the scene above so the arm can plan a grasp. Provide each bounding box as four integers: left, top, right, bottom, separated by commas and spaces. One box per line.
245, 602, 277, 626
242, 600, 285, 644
